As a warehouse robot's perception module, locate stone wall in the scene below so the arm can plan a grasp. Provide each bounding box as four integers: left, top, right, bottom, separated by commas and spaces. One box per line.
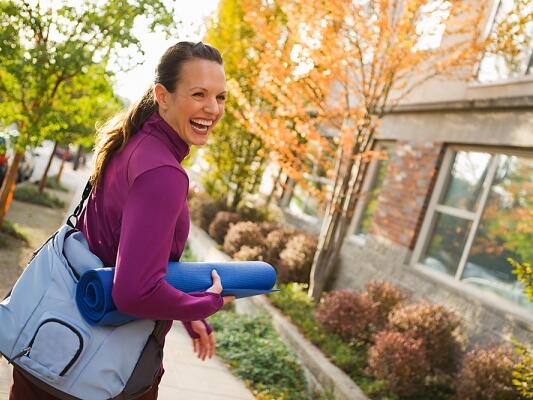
327, 140, 533, 345
330, 236, 533, 346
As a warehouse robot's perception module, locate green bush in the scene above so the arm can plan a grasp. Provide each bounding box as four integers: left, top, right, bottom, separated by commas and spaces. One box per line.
14, 186, 65, 208
269, 284, 391, 399
455, 346, 519, 400
0, 220, 29, 244
209, 310, 308, 400
33, 178, 69, 192
513, 341, 533, 399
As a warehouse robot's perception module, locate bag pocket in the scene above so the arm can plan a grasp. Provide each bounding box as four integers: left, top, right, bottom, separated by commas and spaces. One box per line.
14, 314, 88, 382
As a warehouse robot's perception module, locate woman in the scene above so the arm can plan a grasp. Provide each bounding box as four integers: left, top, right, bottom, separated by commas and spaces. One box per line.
10, 41, 234, 400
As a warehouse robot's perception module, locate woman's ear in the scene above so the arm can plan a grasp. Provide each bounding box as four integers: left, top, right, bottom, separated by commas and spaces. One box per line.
154, 83, 169, 112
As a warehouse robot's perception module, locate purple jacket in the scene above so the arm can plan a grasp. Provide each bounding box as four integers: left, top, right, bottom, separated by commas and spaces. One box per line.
77, 112, 223, 338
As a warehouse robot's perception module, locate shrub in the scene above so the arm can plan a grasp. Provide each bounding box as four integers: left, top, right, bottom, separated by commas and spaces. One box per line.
210, 310, 308, 400
513, 341, 533, 399
237, 202, 276, 223
233, 245, 264, 261
263, 228, 293, 267
367, 330, 430, 398
364, 280, 407, 331
388, 303, 462, 373
189, 193, 228, 231
455, 346, 519, 400
208, 211, 241, 244
278, 233, 317, 283
14, 186, 65, 208
223, 221, 264, 256
258, 221, 279, 236
315, 290, 377, 341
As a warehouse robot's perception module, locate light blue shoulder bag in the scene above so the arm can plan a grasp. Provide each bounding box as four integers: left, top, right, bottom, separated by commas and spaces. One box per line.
0, 182, 167, 400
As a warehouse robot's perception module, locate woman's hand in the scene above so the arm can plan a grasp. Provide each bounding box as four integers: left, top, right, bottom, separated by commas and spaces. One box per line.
206, 269, 235, 305
189, 320, 215, 361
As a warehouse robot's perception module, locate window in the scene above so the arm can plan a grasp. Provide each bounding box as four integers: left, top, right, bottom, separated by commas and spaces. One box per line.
413, 148, 533, 310
351, 142, 394, 238
478, 0, 533, 82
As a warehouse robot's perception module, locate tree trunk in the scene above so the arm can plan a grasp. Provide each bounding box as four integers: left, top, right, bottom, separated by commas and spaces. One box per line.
0, 151, 23, 228
39, 141, 59, 193
56, 150, 67, 184
266, 166, 283, 205
73, 145, 84, 171
308, 124, 376, 301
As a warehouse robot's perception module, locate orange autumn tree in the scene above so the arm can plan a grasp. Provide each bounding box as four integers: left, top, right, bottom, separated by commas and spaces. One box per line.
231, 0, 528, 300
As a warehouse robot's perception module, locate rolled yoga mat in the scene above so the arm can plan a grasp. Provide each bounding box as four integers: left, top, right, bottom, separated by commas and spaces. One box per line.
76, 261, 279, 326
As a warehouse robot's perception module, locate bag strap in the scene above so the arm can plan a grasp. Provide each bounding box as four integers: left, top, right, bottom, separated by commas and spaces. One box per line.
66, 180, 93, 228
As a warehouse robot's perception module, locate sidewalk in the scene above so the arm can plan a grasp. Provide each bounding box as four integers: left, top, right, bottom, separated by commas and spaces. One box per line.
2, 323, 255, 400
0, 159, 255, 400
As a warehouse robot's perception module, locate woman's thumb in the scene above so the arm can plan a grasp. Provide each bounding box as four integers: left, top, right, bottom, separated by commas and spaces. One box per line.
211, 269, 220, 282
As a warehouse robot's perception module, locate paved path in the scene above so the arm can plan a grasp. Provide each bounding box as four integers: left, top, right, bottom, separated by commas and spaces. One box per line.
0, 154, 255, 399
1, 323, 255, 399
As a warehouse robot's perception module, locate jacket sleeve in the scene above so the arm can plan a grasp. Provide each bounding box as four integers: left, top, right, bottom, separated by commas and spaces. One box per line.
112, 165, 223, 321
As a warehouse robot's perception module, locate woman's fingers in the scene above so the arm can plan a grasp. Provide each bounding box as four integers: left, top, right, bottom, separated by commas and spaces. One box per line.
208, 332, 216, 358
206, 269, 223, 294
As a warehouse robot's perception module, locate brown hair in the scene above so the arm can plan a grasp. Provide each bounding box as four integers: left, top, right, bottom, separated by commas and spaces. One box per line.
90, 41, 223, 187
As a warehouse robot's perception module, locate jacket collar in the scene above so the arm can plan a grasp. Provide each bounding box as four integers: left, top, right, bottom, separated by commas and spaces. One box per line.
144, 111, 190, 163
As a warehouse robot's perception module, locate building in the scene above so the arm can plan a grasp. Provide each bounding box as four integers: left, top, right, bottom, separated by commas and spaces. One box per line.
279, 0, 533, 344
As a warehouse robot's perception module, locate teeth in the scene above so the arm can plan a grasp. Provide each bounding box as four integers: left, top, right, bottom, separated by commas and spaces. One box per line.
191, 119, 213, 127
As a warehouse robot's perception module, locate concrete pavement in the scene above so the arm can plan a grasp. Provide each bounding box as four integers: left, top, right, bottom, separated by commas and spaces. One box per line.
1, 323, 255, 400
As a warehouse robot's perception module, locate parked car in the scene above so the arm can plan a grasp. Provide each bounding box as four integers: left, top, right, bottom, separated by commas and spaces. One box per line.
55, 145, 74, 162
0, 135, 37, 185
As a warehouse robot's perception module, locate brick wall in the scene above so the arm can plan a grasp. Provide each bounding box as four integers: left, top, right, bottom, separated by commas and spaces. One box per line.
370, 141, 444, 249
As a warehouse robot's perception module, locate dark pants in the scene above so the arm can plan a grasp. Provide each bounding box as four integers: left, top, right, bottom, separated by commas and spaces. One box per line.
9, 368, 162, 400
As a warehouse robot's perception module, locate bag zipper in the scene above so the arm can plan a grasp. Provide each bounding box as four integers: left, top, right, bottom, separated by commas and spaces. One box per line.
11, 318, 84, 376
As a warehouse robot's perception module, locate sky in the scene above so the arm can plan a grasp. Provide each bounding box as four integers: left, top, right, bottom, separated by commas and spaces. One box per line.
112, 0, 220, 103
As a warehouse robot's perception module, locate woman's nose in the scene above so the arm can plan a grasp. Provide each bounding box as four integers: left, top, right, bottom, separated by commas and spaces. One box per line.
203, 97, 219, 114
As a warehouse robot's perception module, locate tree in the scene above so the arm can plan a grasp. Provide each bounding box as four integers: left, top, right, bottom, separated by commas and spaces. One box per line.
203, 0, 268, 209
0, 0, 176, 226
37, 63, 123, 190
233, 0, 509, 300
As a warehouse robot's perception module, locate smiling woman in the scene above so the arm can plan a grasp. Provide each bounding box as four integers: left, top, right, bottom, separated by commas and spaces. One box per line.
9, 42, 235, 400
154, 58, 227, 146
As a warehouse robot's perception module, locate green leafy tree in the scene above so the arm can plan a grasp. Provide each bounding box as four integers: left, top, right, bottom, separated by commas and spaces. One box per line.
203, 0, 267, 209
38, 63, 123, 190
0, 0, 176, 226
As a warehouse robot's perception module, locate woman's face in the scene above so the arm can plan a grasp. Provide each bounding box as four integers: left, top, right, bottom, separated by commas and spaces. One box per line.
156, 58, 226, 146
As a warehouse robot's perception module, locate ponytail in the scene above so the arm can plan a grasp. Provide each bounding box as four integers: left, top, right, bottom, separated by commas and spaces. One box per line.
90, 88, 156, 187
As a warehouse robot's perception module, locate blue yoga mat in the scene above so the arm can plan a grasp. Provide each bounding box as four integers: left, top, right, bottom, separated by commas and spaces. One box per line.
76, 261, 279, 326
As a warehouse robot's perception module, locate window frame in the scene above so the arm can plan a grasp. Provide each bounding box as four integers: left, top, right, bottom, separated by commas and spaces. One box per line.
411, 145, 533, 322
348, 140, 395, 244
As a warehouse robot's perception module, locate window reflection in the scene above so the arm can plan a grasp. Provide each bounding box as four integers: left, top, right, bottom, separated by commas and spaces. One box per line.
441, 151, 491, 211
422, 213, 472, 277
462, 155, 533, 308
355, 143, 393, 236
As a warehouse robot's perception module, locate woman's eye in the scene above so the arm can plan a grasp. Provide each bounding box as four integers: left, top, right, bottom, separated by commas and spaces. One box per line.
217, 95, 226, 101
193, 92, 205, 97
